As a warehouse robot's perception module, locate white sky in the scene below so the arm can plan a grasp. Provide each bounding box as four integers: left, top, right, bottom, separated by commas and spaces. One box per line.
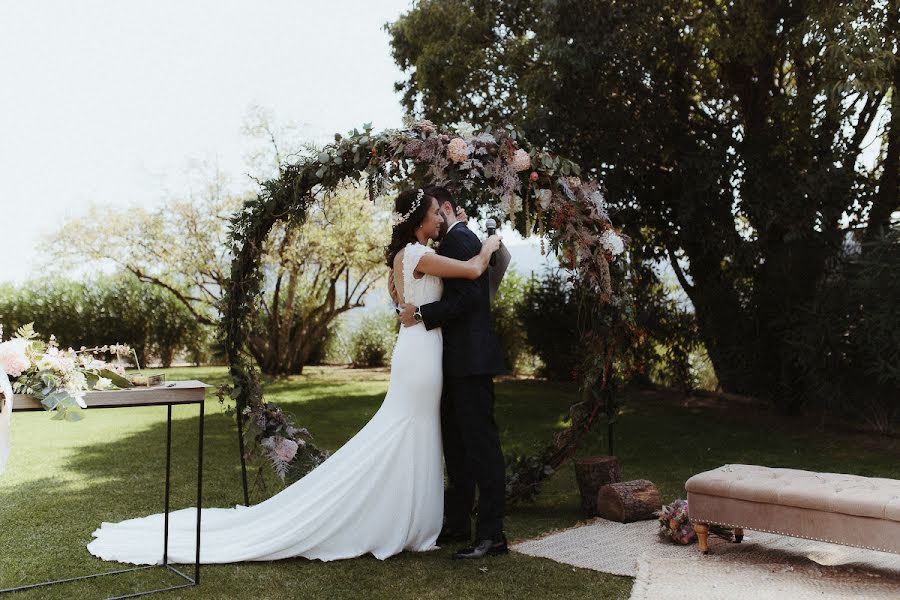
0, 0, 423, 283
0, 2, 886, 287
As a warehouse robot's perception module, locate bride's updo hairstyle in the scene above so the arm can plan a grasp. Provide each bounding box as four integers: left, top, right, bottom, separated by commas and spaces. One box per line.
384, 188, 435, 268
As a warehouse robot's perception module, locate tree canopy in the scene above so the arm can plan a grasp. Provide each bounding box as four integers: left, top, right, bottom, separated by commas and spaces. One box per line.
388, 0, 899, 410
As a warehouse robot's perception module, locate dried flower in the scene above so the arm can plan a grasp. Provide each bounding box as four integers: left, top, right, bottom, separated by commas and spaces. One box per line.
454, 121, 476, 141
413, 119, 436, 135
598, 228, 625, 257
529, 171, 539, 182
536, 189, 553, 210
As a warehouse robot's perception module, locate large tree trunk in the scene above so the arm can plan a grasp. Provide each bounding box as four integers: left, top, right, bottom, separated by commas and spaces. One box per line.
867, 63, 899, 243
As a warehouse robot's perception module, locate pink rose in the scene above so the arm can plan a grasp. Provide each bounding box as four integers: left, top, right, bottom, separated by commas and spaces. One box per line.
447, 137, 470, 163
0, 339, 31, 377
511, 149, 531, 172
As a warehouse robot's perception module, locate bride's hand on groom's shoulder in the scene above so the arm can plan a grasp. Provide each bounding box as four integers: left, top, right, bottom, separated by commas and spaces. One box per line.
398, 303, 417, 327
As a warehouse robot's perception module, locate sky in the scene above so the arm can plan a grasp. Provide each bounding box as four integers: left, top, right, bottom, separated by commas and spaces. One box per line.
1, 2, 886, 290
1, 0, 558, 286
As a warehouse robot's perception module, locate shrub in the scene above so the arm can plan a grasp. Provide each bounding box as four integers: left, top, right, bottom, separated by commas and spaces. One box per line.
0, 274, 204, 367
520, 271, 580, 380
491, 269, 535, 375
348, 311, 398, 368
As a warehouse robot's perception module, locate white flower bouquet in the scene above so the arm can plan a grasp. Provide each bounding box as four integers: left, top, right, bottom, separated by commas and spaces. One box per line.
0, 323, 133, 421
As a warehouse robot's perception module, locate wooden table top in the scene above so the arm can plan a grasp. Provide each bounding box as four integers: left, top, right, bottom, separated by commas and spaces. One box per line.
8, 380, 211, 411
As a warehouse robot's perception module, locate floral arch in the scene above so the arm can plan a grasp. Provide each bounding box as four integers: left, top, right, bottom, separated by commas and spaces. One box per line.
223, 119, 631, 503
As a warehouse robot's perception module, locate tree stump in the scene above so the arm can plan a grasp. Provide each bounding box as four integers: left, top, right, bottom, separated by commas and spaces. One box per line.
574, 456, 620, 516
596, 479, 661, 523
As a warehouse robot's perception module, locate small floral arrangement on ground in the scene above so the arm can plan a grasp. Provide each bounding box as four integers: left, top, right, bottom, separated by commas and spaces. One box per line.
656, 498, 735, 545
656, 498, 696, 545
0, 323, 133, 421
217, 384, 327, 486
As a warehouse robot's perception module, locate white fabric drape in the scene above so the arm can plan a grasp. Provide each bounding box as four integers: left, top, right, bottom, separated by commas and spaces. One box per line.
0, 368, 13, 476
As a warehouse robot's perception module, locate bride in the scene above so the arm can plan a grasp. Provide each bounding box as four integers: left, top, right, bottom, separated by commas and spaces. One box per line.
87, 188, 502, 564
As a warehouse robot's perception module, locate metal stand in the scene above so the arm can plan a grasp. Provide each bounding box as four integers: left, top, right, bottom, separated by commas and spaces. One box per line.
0, 401, 205, 599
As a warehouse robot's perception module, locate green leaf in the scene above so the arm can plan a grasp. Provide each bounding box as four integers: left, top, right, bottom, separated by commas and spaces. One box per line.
98, 368, 132, 389
317, 152, 330, 164
41, 390, 67, 410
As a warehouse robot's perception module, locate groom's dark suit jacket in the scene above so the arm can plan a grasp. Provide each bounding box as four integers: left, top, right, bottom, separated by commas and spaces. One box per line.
420, 222, 507, 378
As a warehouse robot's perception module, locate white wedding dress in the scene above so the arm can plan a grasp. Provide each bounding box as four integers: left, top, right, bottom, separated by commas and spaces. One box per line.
87, 243, 444, 564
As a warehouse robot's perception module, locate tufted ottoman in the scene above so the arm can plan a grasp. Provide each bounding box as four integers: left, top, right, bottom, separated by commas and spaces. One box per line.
686, 464, 900, 555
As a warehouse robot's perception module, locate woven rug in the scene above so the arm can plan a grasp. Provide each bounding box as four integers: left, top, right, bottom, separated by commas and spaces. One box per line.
512, 519, 900, 598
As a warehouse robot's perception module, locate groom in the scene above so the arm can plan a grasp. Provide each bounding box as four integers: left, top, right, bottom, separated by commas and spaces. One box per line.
399, 185, 509, 560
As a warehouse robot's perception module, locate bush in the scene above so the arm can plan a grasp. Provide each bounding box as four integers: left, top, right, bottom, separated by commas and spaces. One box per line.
348, 311, 398, 368
490, 269, 535, 375
785, 228, 900, 432
520, 271, 580, 380
0, 274, 204, 367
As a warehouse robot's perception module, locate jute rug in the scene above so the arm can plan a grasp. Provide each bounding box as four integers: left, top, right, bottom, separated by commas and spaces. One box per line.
512, 519, 900, 599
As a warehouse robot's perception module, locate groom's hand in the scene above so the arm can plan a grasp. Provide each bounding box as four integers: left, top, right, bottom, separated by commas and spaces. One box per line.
398, 303, 418, 327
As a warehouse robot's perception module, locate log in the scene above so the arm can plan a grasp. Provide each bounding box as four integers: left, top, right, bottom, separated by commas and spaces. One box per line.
574, 456, 620, 516
596, 479, 662, 523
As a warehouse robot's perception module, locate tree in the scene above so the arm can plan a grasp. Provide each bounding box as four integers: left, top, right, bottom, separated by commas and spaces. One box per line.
388, 0, 899, 410
248, 185, 390, 374
47, 182, 388, 375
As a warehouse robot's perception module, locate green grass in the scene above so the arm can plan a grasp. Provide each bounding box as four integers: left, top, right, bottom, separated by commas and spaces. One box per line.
1, 366, 897, 599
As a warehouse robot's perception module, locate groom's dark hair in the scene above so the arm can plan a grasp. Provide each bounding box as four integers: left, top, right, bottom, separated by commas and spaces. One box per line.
424, 185, 457, 211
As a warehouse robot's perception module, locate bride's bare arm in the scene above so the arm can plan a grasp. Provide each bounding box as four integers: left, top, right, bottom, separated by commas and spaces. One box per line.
415, 235, 502, 280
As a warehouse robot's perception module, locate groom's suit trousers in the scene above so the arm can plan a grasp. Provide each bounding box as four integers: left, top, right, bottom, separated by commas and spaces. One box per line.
441, 374, 505, 542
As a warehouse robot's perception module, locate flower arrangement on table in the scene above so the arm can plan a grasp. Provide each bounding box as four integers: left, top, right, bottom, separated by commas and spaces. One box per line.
0, 323, 133, 421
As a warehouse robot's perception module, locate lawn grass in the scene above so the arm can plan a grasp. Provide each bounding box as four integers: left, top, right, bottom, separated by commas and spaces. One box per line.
1, 366, 897, 599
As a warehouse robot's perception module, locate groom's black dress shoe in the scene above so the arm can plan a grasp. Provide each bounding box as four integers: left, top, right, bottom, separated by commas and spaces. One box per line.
436, 528, 471, 545
452, 536, 509, 560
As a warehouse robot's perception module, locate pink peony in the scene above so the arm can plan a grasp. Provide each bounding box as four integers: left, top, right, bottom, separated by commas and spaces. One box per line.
274, 437, 299, 463
510, 149, 531, 172
0, 339, 31, 377
447, 137, 469, 163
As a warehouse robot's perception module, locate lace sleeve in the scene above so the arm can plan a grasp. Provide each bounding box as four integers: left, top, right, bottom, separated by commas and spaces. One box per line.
402, 243, 435, 291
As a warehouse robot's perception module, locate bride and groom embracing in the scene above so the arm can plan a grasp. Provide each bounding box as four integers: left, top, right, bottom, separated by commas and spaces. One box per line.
87, 185, 511, 565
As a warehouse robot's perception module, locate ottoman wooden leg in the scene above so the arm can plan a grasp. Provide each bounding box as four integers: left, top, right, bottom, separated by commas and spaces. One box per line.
734, 527, 744, 543
694, 522, 710, 555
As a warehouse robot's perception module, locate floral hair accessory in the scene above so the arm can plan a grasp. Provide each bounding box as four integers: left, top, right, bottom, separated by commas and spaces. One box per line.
391, 188, 425, 227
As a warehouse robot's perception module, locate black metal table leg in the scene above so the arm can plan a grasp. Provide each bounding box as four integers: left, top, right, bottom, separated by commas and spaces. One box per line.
163, 405, 172, 566
194, 400, 204, 584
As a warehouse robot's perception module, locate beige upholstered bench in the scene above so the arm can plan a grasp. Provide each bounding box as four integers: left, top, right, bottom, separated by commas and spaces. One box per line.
686, 464, 900, 555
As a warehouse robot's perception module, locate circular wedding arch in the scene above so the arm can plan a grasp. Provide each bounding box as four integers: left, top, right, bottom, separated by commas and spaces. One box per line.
222, 120, 631, 504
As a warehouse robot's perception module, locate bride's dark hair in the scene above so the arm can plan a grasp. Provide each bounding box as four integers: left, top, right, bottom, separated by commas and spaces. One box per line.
384, 188, 435, 268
